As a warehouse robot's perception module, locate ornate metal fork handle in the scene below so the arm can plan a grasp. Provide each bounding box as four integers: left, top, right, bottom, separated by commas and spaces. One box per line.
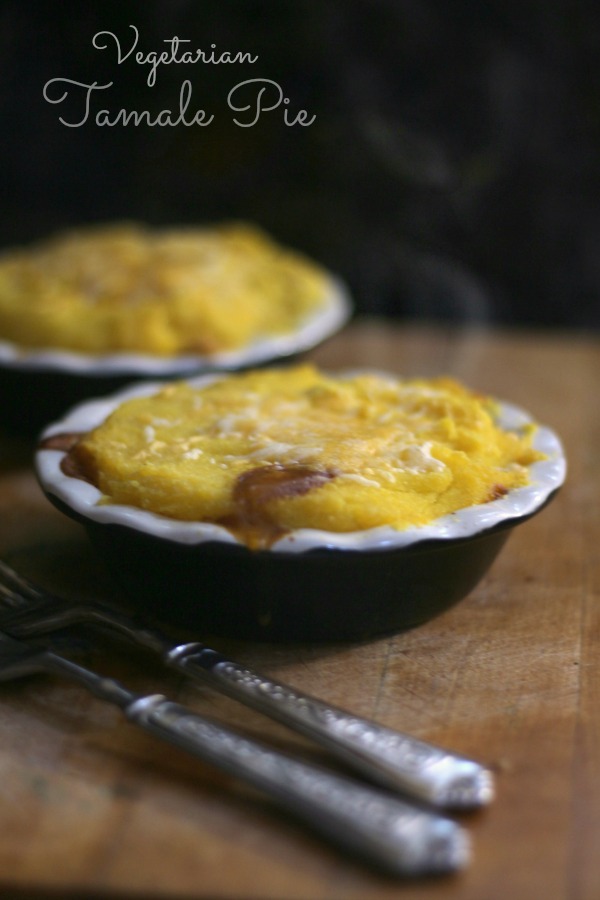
0, 560, 493, 809
0, 631, 469, 876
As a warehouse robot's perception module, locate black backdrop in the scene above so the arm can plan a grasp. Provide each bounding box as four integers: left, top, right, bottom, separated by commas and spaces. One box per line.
1, 0, 599, 329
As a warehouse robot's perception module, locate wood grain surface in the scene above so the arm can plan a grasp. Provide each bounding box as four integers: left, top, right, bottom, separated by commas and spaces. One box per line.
0, 320, 596, 900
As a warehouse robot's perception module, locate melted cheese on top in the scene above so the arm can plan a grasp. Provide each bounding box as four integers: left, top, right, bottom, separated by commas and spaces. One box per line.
67, 365, 544, 546
0, 223, 328, 355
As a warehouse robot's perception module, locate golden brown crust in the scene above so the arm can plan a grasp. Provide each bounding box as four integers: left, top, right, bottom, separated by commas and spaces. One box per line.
59, 365, 546, 546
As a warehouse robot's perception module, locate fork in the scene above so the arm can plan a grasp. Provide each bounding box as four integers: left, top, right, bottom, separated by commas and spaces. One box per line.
0, 559, 493, 809
0, 629, 469, 876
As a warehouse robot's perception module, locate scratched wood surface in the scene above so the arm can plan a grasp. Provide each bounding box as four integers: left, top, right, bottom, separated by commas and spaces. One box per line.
0, 321, 596, 900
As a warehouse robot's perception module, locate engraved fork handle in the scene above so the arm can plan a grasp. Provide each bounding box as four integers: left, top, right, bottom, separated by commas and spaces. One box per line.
132, 697, 470, 876
168, 645, 494, 810
39, 649, 469, 876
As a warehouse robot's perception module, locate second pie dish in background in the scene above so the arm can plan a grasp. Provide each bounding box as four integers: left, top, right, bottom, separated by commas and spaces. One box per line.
0, 222, 350, 434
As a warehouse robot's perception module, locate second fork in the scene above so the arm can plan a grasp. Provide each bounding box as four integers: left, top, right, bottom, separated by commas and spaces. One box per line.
0, 558, 494, 809
0, 629, 469, 876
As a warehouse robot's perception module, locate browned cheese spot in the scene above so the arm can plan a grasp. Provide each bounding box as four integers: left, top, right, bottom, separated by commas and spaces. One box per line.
487, 483, 509, 502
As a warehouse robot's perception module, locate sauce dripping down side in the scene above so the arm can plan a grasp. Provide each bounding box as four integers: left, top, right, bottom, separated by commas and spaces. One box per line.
38, 432, 97, 485
220, 464, 335, 550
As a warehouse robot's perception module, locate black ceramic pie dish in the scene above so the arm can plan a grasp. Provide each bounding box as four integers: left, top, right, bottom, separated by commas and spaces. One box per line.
0, 277, 350, 436
34, 376, 566, 642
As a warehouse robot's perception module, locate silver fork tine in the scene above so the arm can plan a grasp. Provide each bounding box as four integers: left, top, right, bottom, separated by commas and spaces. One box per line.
0, 630, 469, 876
0, 560, 42, 600
0, 559, 494, 809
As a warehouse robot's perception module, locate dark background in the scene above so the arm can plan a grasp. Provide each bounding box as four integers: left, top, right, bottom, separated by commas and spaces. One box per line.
1, 0, 599, 329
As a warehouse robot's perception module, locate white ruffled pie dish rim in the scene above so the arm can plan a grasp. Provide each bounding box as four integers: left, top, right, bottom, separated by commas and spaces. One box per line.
0, 276, 351, 376
36, 371, 567, 554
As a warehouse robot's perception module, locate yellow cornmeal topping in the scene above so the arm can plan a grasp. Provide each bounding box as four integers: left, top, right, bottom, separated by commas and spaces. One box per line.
69, 365, 544, 544
0, 222, 329, 355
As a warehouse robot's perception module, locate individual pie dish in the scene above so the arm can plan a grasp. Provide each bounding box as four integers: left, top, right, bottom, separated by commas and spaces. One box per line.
35, 365, 566, 642
0, 223, 350, 434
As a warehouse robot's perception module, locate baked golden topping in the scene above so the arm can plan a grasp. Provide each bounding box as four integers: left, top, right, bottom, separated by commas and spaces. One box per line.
59, 365, 545, 548
0, 223, 329, 356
